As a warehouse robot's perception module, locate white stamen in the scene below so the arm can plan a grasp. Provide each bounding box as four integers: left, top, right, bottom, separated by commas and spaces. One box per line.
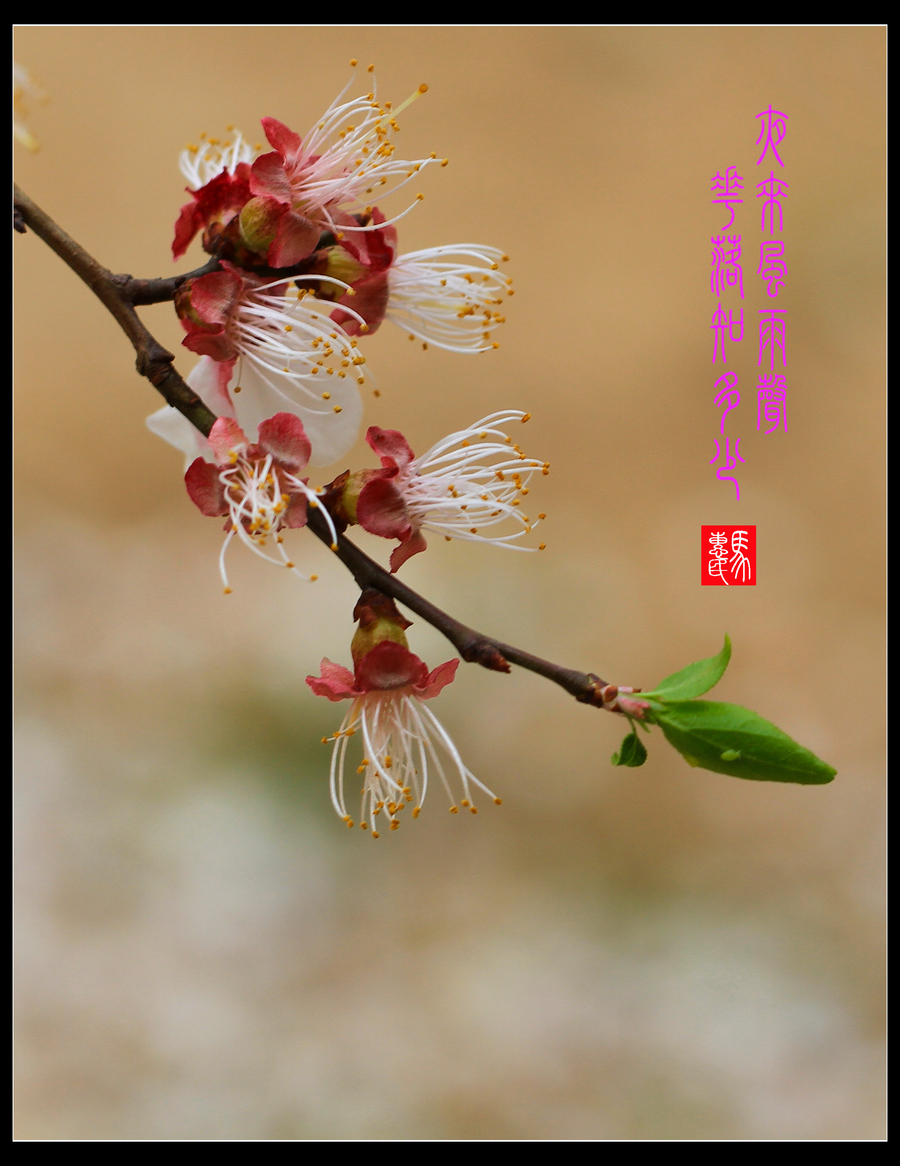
326, 688, 496, 828
399, 411, 546, 548
387, 245, 509, 352
179, 129, 260, 191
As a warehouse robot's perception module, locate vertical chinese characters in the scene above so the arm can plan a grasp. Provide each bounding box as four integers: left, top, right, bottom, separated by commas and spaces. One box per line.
709, 167, 745, 499
755, 107, 788, 434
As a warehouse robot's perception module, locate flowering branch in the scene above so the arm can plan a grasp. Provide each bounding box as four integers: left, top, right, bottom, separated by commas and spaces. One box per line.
14, 183, 618, 709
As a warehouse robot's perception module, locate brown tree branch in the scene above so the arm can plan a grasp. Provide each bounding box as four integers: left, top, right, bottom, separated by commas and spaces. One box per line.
14, 185, 622, 711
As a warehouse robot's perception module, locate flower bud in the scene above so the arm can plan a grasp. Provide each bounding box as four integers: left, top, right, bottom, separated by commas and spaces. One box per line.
238, 195, 284, 255
351, 589, 412, 667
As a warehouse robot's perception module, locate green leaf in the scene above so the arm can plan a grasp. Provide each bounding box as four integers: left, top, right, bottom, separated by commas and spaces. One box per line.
611, 729, 648, 767
644, 635, 732, 702
647, 700, 836, 785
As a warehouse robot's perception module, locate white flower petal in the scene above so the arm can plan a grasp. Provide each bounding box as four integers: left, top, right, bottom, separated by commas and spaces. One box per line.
145, 405, 213, 468
223, 358, 363, 469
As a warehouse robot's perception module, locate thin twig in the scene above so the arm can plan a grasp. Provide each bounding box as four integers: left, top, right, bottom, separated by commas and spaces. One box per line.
14, 185, 619, 710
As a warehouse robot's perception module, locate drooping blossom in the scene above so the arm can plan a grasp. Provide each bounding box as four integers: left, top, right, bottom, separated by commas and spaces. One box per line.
332, 411, 548, 571
237, 72, 442, 268
313, 208, 512, 350
307, 591, 499, 835
148, 263, 365, 469
184, 413, 337, 591
172, 129, 261, 260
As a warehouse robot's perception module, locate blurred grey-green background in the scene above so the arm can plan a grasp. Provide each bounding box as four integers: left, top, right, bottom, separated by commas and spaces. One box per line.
14, 27, 884, 1139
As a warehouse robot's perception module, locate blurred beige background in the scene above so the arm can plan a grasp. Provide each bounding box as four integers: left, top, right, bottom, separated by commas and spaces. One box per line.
14, 27, 884, 1140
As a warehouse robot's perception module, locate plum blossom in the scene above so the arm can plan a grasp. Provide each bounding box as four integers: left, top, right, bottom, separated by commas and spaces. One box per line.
172, 129, 261, 260
316, 209, 512, 350
237, 73, 442, 268
184, 412, 336, 590
148, 264, 365, 469
335, 411, 548, 571
308, 591, 499, 834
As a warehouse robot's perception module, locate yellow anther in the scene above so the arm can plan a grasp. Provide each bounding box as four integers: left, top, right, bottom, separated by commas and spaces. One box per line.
322, 392, 331, 400
449, 806, 459, 814
461, 799, 470, 807
321, 736, 329, 744
350, 58, 358, 66
521, 413, 531, 423
284, 324, 292, 332
538, 513, 546, 520
390, 820, 399, 830
441, 158, 448, 167
416, 193, 424, 200
493, 797, 502, 805
361, 821, 368, 830
470, 807, 478, 814
333, 405, 343, 413
223, 587, 233, 595
331, 543, 338, 551
285, 561, 295, 569
539, 542, 547, 550
412, 806, 421, 818
310, 574, 318, 582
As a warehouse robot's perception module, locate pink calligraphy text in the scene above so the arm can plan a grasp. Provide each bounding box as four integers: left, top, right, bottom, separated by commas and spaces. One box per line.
756, 372, 787, 434
709, 436, 745, 501
757, 307, 786, 370
711, 166, 745, 229
711, 235, 745, 299
711, 303, 744, 364
755, 106, 788, 167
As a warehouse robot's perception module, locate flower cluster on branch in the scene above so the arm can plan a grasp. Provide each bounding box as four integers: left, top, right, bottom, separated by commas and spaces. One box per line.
146, 66, 540, 833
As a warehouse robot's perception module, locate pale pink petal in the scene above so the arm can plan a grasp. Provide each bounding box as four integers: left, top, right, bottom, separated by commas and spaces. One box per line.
207, 416, 250, 464
249, 152, 292, 203
181, 327, 235, 362
172, 200, 201, 260
257, 413, 312, 471
331, 270, 389, 336
389, 527, 428, 573
306, 658, 358, 701
414, 657, 459, 700
282, 492, 309, 529
184, 457, 227, 516
260, 117, 303, 165
365, 425, 416, 469
356, 477, 411, 540
267, 210, 321, 267
354, 641, 428, 692
189, 269, 243, 328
